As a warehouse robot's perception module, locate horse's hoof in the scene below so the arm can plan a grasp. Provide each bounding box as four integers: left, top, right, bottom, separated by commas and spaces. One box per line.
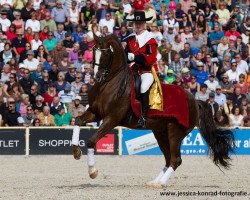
145, 182, 163, 189
89, 170, 98, 179
72, 145, 82, 160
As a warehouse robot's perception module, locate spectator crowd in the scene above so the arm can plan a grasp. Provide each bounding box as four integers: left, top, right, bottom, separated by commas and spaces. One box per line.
0, 0, 249, 128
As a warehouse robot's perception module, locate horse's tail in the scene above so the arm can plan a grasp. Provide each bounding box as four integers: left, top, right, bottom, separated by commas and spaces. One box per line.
197, 100, 235, 169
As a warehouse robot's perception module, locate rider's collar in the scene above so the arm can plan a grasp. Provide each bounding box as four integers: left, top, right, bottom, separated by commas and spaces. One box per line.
136, 30, 153, 48
126, 30, 153, 48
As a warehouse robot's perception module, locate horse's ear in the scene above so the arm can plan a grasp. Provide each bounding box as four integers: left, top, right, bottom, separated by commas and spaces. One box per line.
92, 23, 99, 43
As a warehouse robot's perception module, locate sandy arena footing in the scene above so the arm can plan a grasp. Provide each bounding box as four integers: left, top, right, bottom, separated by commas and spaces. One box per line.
0, 155, 249, 200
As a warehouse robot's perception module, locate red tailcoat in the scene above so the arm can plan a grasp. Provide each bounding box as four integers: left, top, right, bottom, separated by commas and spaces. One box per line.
126, 32, 158, 74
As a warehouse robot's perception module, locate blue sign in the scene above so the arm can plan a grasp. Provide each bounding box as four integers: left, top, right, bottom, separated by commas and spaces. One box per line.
233, 129, 250, 155
122, 129, 250, 155
181, 129, 208, 155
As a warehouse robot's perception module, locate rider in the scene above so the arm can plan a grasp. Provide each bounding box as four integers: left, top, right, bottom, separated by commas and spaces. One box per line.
126, 11, 158, 128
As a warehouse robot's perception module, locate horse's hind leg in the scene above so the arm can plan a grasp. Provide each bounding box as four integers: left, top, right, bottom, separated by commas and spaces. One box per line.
72, 109, 96, 160
146, 129, 170, 187
159, 122, 186, 186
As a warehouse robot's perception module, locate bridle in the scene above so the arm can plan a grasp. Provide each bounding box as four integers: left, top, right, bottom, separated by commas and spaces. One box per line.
91, 36, 128, 98
93, 45, 113, 82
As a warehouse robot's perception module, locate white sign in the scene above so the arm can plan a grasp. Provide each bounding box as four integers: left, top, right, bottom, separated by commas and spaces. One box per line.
125, 133, 158, 155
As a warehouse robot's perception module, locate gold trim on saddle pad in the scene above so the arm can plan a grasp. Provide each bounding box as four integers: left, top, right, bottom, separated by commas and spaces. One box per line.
149, 67, 163, 111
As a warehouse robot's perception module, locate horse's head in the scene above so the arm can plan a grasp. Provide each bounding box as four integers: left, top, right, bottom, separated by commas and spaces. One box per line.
92, 32, 114, 82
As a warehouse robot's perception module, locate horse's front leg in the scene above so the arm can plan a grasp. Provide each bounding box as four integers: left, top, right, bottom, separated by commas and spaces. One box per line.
72, 109, 96, 160
86, 117, 116, 179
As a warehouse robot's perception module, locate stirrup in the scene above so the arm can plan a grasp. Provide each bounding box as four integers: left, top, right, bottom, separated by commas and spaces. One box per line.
136, 116, 147, 129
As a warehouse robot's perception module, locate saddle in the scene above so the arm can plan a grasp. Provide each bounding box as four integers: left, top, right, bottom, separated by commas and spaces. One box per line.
132, 67, 163, 111
132, 70, 141, 100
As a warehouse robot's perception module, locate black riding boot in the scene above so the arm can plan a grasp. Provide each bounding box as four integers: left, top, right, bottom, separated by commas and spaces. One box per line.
136, 90, 150, 129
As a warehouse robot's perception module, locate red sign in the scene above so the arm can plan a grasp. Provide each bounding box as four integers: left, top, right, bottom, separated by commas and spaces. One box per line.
96, 134, 115, 153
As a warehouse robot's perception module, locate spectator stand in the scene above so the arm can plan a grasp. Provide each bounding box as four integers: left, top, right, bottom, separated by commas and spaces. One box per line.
0, 0, 249, 129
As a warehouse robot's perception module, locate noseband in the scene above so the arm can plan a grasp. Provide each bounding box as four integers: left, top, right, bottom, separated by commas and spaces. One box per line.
93, 46, 113, 82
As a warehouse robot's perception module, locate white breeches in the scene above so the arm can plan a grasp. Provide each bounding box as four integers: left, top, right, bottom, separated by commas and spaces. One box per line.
140, 73, 154, 93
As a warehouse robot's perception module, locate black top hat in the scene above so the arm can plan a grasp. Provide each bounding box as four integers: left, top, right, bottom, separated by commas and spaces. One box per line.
127, 11, 153, 22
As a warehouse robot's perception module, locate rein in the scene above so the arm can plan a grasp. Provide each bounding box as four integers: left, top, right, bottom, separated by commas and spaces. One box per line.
92, 38, 129, 97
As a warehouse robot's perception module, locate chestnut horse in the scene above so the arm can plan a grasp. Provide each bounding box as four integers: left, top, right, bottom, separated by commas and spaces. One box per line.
71, 33, 235, 187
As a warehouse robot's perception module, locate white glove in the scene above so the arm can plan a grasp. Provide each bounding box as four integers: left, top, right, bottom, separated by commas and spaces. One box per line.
128, 53, 135, 61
